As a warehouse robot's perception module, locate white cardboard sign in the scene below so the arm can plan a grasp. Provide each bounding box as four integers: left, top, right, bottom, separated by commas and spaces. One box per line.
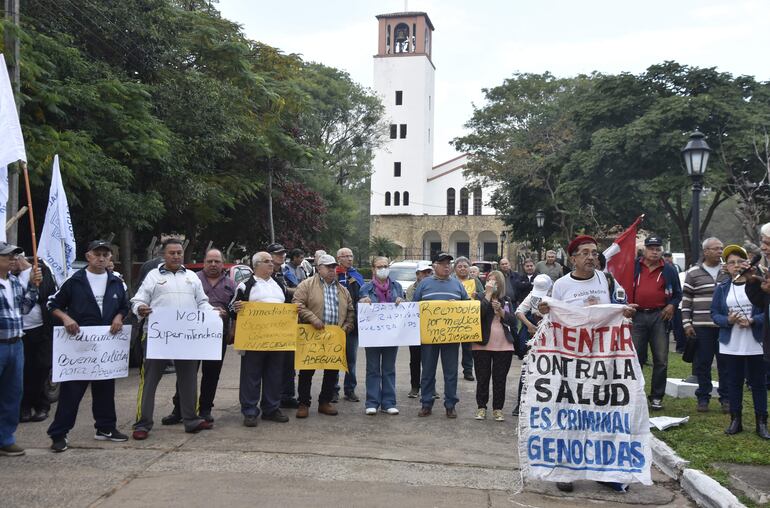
146, 307, 223, 360
52, 325, 132, 382
357, 302, 421, 347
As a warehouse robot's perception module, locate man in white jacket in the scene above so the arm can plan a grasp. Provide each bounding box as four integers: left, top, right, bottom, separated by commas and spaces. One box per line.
130, 239, 219, 439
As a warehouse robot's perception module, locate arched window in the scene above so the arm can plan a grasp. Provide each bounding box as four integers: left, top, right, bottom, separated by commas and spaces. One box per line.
386, 25, 391, 54
403, 191, 409, 206
394, 23, 409, 53
394, 191, 400, 206
460, 188, 469, 215
473, 189, 482, 215
385, 192, 391, 206
446, 188, 456, 215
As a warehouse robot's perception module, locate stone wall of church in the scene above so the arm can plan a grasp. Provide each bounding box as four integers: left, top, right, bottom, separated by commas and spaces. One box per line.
370, 214, 510, 260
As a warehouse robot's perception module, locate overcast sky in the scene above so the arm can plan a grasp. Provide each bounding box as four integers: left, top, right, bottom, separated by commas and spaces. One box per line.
218, 0, 769, 164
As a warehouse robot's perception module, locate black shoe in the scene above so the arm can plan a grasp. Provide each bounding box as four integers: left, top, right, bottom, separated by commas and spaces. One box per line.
30, 409, 49, 422
95, 428, 129, 442
280, 398, 299, 409
512, 405, 520, 417
199, 411, 214, 423
161, 413, 182, 425
556, 482, 574, 492
243, 415, 258, 427
343, 391, 360, 402
19, 408, 32, 423
262, 410, 289, 423
756, 413, 770, 440
464, 372, 475, 381
331, 392, 339, 403
725, 413, 743, 435
650, 398, 663, 411
51, 436, 68, 453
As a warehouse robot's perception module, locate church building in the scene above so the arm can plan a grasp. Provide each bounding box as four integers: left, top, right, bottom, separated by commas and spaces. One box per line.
369, 11, 508, 261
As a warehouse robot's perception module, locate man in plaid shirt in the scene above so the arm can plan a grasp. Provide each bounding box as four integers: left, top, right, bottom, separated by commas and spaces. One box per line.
0, 242, 42, 457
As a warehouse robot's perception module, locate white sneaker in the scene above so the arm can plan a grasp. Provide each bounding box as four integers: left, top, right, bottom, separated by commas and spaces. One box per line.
475, 408, 487, 420
365, 407, 377, 415
383, 407, 399, 415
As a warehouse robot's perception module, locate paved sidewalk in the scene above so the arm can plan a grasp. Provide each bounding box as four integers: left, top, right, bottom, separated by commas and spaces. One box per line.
4, 347, 693, 507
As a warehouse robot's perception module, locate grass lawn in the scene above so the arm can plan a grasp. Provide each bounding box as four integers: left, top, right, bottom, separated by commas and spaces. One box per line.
644, 351, 770, 489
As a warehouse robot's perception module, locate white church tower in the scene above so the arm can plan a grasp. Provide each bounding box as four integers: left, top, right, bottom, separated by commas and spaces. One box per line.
370, 12, 435, 216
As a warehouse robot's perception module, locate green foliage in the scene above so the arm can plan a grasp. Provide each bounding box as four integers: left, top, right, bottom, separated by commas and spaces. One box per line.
454, 64, 770, 265
3, 1, 383, 262
369, 236, 400, 259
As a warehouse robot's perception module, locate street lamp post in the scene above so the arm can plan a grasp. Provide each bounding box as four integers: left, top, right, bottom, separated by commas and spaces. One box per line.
681, 131, 711, 267
535, 209, 545, 261
499, 231, 507, 260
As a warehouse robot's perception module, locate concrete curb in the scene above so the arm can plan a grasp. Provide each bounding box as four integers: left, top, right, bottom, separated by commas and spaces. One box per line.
650, 436, 746, 508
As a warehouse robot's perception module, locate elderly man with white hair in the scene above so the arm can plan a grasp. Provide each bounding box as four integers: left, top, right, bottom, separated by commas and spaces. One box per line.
681, 237, 730, 413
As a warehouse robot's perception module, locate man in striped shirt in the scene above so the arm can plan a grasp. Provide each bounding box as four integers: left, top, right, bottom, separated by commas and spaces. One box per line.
681, 237, 730, 412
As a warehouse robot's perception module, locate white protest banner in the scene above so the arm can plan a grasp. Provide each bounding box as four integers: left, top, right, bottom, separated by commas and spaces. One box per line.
38, 155, 76, 286
146, 307, 223, 360
357, 302, 420, 347
519, 298, 652, 486
52, 325, 131, 382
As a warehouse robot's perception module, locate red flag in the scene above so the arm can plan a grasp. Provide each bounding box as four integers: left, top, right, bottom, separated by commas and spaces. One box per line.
603, 215, 644, 294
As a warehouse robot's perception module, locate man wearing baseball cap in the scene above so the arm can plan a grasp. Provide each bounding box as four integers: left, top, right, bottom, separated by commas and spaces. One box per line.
412, 252, 470, 418
292, 254, 355, 417
0, 242, 41, 457
406, 261, 434, 399
629, 235, 682, 411
46, 240, 129, 452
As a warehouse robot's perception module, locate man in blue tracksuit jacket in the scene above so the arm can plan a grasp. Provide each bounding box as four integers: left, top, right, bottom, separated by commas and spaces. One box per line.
46, 240, 129, 452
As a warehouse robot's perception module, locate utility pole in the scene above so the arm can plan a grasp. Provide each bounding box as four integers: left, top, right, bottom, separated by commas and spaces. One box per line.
4, 0, 20, 244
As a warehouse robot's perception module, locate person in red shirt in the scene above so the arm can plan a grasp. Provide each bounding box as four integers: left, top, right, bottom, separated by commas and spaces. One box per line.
630, 236, 683, 410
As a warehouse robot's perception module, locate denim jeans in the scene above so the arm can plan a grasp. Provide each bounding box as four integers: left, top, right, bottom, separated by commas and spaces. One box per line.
631, 310, 669, 400
365, 346, 398, 409
335, 332, 358, 395
420, 343, 459, 408
723, 354, 768, 415
693, 327, 728, 403
0, 341, 24, 447
461, 342, 473, 375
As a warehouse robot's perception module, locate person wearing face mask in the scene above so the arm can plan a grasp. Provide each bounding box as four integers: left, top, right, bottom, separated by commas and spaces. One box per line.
473, 270, 516, 422
358, 257, 405, 415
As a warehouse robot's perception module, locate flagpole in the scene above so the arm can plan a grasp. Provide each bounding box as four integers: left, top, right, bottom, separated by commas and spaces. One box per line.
20, 160, 38, 272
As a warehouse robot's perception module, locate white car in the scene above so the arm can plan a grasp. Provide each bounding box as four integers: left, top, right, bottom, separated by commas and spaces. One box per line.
389, 260, 432, 292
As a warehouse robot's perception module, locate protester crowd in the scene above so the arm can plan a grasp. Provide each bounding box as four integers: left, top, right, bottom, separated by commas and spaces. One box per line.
1, 223, 769, 463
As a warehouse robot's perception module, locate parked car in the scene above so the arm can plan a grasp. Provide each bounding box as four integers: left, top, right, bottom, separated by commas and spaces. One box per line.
471, 260, 498, 282
388, 260, 432, 292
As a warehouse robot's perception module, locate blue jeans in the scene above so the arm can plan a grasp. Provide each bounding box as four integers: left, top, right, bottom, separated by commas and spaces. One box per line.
723, 354, 768, 415
336, 332, 358, 395
420, 343, 459, 408
461, 342, 473, 375
0, 341, 24, 447
694, 327, 728, 403
365, 346, 398, 409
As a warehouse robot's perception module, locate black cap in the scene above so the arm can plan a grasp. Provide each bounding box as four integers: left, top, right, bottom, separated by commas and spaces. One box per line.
644, 236, 663, 247
87, 240, 112, 252
266, 243, 286, 254
0, 242, 23, 256
432, 251, 453, 263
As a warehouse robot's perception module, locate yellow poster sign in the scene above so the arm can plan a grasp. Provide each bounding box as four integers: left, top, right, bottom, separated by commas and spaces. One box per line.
419, 300, 482, 344
234, 302, 298, 351
294, 324, 348, 372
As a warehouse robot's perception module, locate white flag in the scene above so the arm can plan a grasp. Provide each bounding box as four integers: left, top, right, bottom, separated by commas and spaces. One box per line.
0, 54, 26, 167
0, 165, 7, 242
38, 155, 76, 285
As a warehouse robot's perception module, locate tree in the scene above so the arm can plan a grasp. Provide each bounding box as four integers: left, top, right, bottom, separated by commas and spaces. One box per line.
454, 64, 770, 266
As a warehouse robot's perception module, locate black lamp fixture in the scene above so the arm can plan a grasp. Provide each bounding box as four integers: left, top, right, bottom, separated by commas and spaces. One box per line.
681, 131, 711, 266
535, 209, 545, 229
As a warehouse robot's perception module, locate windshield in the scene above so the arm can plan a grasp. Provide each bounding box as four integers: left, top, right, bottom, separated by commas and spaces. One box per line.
389, 267, 416, 282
